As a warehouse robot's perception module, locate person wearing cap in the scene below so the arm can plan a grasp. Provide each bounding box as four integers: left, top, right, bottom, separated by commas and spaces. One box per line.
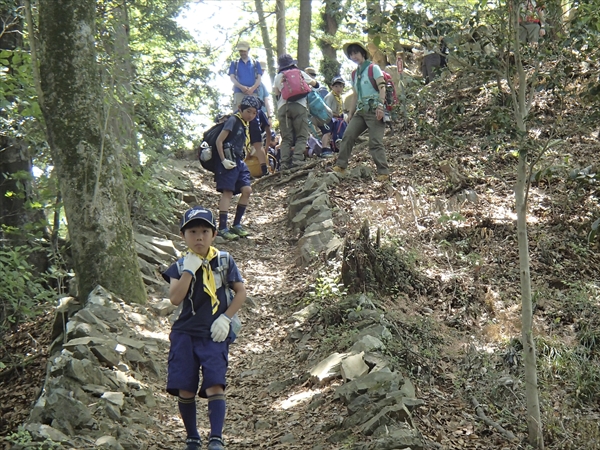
162, 206, 246, 450
320, 76, 346, 157
228, 41, 263, 110
331, 42, 390, 182
304, 66, 329, 99
214, 95, 260, 240
272, 53, 319, 169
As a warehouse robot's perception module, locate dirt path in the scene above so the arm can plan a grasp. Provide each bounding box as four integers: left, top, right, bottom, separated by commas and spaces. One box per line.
145, 162, 338, 449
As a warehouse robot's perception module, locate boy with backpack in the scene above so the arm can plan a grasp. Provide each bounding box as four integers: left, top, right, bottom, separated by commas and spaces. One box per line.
321, 76, 346, 157
273, 54, 319, 169
331, 42, 391, 182
162, 206, 246, 450
214, 95, 259, 240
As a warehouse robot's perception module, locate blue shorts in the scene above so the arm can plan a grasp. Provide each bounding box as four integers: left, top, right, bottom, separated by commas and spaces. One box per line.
167, 331, 229, 398
249, 117, 262, 144
319, 121, 333, 135
215, 159, 251, 195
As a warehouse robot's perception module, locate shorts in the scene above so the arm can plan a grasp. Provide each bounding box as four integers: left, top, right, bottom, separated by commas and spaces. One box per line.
167, 331, 229, 398
249, 116, 262, 144
215, 159, 251, 195
319, 120, 333, 136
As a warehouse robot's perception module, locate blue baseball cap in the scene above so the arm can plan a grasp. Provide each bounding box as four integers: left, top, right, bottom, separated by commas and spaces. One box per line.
180, 206, 216, 231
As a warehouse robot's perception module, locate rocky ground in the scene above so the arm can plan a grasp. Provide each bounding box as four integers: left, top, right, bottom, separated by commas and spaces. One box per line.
1, 67, 600, 449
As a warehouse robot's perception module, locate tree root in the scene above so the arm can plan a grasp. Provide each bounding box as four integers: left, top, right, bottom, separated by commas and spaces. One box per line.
471, 396, 517, 441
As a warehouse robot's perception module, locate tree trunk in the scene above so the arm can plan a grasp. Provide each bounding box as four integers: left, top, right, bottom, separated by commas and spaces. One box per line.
276, 0, 286, 56
255, 0, 276, 83
0, 0, 42, 246
515, 152, 545, 450
107, 2, 139, 171
297, 0, 311, 68
38, 0, 146, 304
318, 0, 341, 83
508, 2, 544, 448
366, 0, 387, 68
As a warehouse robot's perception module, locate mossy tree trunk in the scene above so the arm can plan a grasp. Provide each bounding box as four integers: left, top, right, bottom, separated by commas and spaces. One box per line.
38, 0, 146, 304
318, 0, 341, 83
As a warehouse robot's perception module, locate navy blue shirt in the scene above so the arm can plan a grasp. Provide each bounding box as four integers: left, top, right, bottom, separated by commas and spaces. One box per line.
229, 58, 263, 93
162, 253, 244, 338
223, 116, 247, 159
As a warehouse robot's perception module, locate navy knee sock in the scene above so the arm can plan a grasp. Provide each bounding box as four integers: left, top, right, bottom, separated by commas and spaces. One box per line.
219, 211, 228, 230
232, 204, 247, 227
178, 396, 200, 439
207, 393, 226, 438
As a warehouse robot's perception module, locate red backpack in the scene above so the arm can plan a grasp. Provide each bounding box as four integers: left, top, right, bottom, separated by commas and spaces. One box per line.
280, 68, 311, 102
351, 64, 398, 111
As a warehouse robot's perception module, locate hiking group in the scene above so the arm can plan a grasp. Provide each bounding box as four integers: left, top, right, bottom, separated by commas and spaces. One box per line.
169, 11, 549, 446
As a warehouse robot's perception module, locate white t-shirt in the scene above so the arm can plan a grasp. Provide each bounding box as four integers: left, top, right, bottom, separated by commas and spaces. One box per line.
273, 69, 313, 110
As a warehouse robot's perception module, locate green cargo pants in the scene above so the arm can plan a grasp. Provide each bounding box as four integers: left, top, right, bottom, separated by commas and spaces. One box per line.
335, 108, 389, 175
278, 102, 309, 169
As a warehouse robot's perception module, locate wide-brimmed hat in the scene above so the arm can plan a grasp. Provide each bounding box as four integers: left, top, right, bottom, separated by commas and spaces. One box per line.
277, 54, 297, 71
343, 41, 370, 59
180, 206, 216, 231
304, 66, 317, 77
237, 41, 250, 51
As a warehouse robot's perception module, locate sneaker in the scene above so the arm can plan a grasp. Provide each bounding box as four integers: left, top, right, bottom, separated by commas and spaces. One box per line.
376, 174, 390, 182
321, 150, 334, 158
185, 437, 201, 450
332, 166, 346, 175
207, 436, 225, 450
230, 224, 250, 237
217, 228, 239, 241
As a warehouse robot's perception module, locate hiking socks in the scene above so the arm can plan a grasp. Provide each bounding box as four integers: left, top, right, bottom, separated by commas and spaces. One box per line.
207, 393, 226, 438
219, 211, 228, 230
261, 163, 268, 175
178, 396, 200, 440
232, 204, 247, 227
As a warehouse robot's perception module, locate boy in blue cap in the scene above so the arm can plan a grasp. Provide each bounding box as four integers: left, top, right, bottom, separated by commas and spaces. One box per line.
214, 95, 260, 240
162, 206, 246, 450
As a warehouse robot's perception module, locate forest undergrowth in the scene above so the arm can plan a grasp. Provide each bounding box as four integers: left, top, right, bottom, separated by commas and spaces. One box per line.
1, 55, 600, 449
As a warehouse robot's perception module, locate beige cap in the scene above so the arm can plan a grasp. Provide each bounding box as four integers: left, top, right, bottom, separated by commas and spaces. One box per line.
237, 41, 250, 51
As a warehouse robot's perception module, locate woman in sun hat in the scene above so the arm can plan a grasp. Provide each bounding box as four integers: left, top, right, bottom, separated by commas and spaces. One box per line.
331, 42, 390, 182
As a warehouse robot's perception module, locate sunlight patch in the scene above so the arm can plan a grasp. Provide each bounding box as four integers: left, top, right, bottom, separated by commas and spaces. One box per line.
275, 389, 323, 410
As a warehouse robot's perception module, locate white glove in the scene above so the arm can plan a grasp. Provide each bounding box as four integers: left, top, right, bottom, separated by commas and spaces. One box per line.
182, 252, 202, 275
210, 314, 231, 342
222, 159, 236, 170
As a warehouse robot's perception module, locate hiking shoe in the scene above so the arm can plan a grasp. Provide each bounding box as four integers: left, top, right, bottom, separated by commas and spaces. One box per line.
185, 437, 201, 450
217, 228, 239, 241
207, 436, 225, 450
376, 174, 390, 182
321, 150, 334, 158
332, 166, 346, 175
230, 224, 250, 237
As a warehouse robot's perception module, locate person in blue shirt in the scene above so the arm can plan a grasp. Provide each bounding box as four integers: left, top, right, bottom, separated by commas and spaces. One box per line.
162, 206, 246, 450
228, 41, 263, 110
331, 42, 390, 182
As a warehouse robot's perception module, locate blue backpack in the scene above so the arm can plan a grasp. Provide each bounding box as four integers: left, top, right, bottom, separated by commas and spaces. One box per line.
176, 251, 242, 341
307, 90, 333, 126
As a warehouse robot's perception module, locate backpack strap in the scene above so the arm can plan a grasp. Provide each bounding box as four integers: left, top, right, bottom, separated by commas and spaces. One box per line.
367, 64, 378, 92
217, 251, 234, 306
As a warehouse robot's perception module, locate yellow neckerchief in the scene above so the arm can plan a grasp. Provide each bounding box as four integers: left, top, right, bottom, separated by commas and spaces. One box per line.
189, 245, 220, 315
332, 91, 343, 115
234, 112, 251, 157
